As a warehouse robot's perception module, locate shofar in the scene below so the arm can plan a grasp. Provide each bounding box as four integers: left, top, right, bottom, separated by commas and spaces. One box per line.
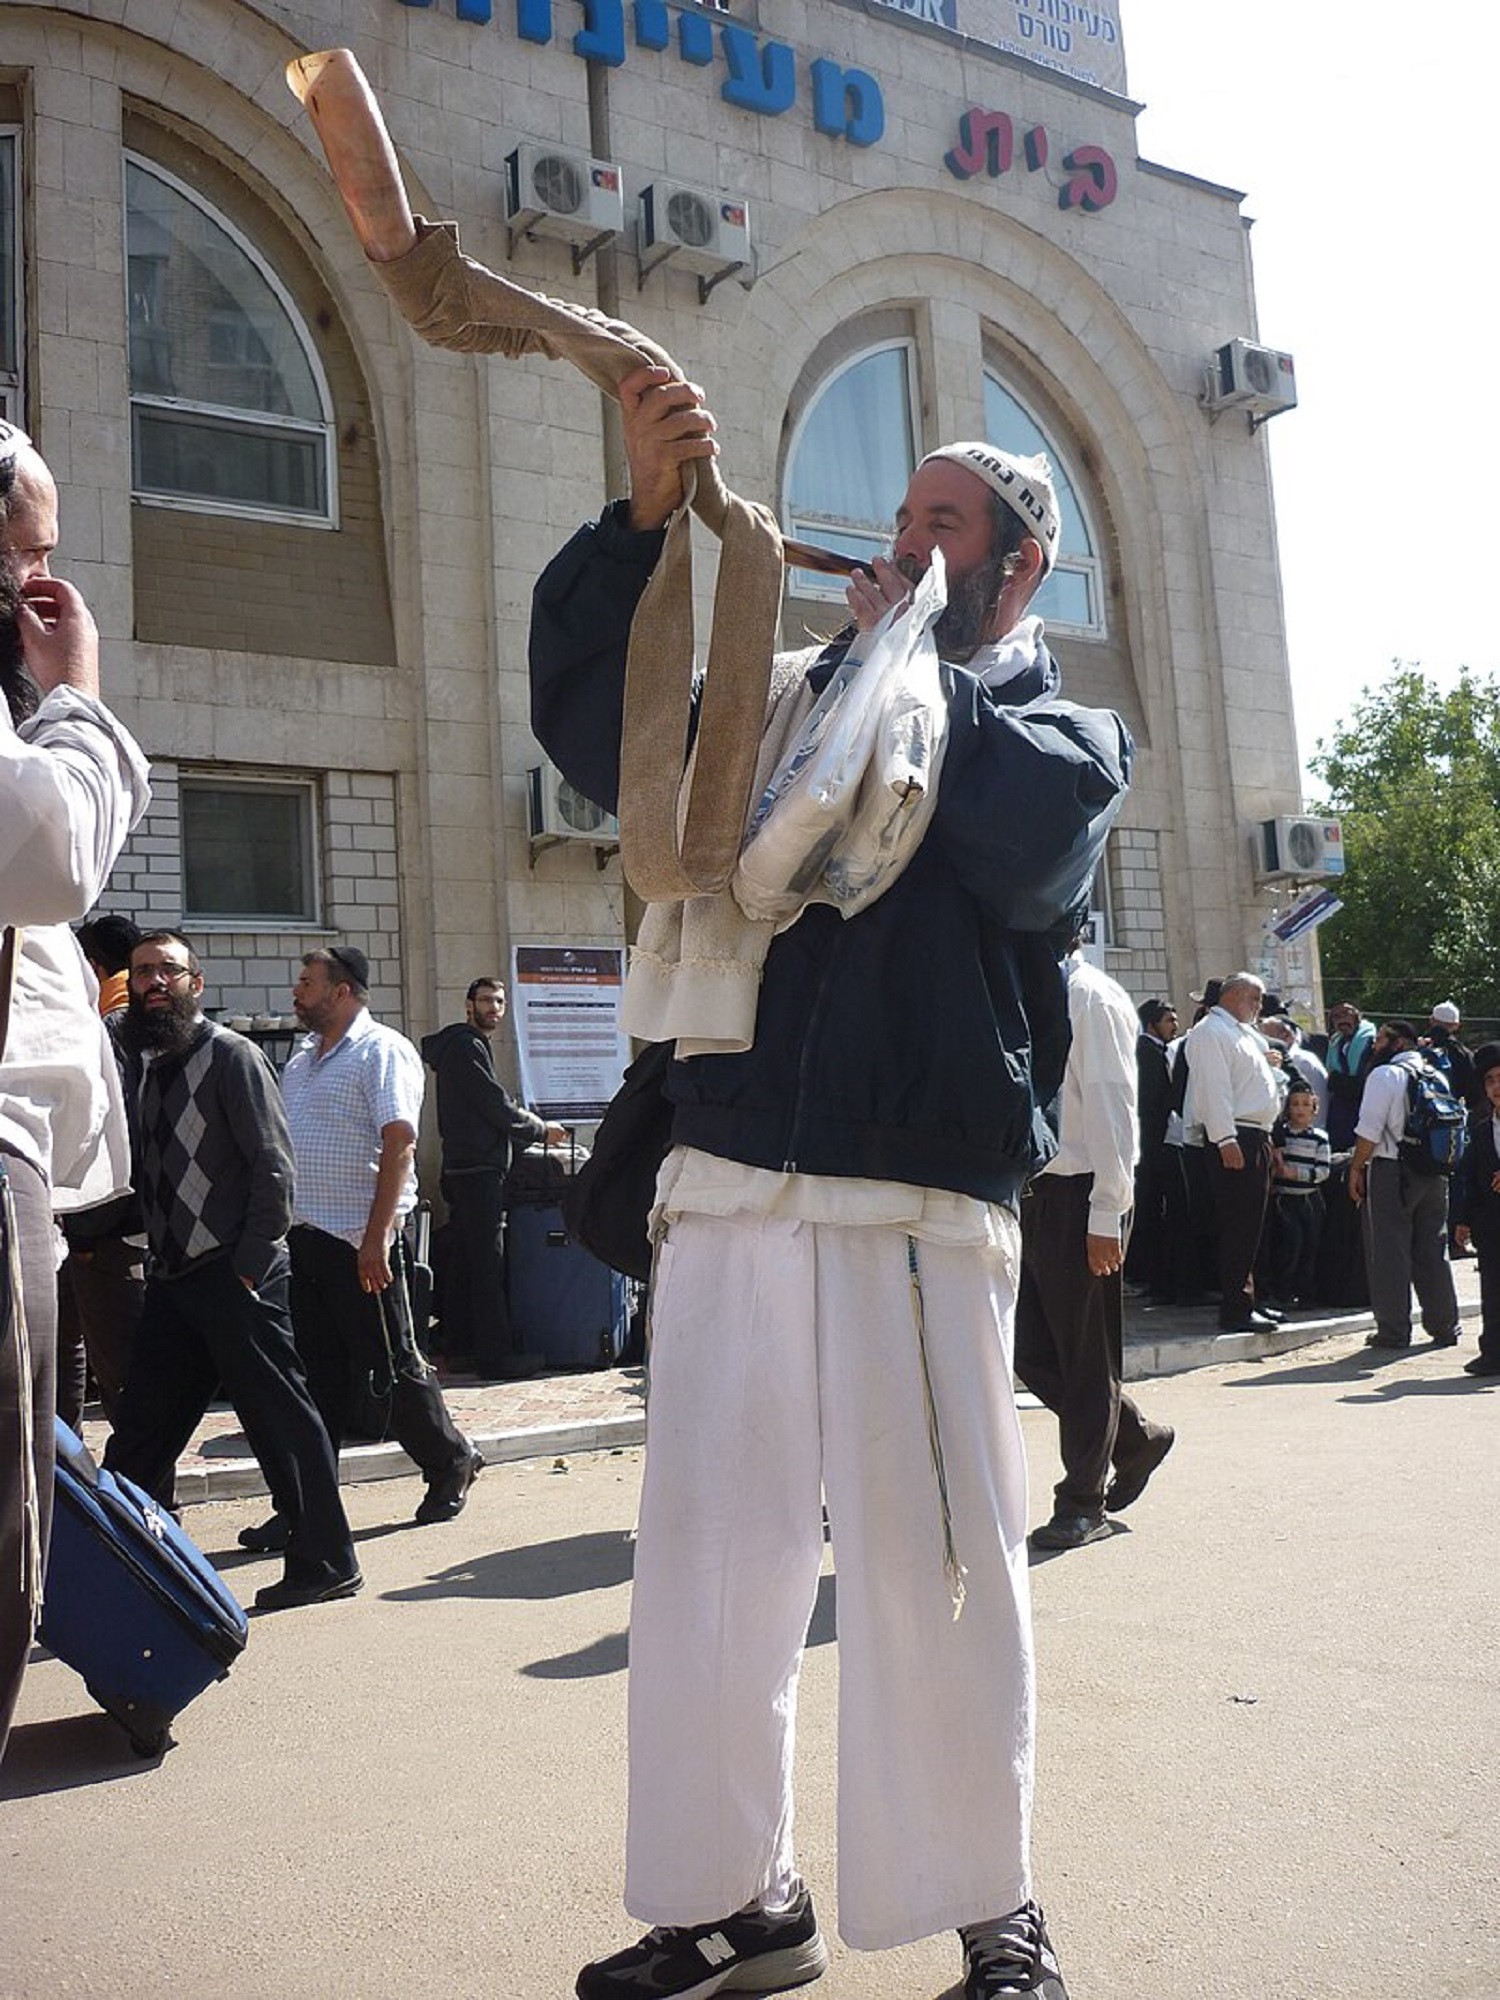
287, 48, 784, 904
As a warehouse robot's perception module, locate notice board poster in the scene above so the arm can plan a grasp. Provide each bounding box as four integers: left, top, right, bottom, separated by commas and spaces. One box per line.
512, 945, 629, 1120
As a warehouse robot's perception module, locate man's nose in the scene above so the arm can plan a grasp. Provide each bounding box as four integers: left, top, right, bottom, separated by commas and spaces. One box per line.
891, 523, 929, 568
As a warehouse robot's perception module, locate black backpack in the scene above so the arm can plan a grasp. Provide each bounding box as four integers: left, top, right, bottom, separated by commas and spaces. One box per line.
1398, 1060, 1469, 1177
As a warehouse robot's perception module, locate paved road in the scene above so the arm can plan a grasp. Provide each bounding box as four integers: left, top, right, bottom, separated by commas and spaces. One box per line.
6, 1325, 1496, 1999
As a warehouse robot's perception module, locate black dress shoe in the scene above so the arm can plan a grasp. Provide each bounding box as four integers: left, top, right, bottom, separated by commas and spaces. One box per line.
1365, 1332, 1412, 1350
1255, 1301, 1286, 1321
1463, 1355, 1500, 1377
238, 1515, 291, 1554
254, 1570, 363, 1612
1219, 1311, 1278, 1333
413, 1447, 484, 1525
1106, 1426, 1176, 1512
1428, 1328, 1460, 1348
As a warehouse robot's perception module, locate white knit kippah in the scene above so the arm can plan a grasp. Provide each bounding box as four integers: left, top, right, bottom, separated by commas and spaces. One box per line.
919, 442, 1061, 572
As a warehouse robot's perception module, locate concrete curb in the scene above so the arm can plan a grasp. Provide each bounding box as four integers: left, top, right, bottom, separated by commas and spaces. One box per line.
174, 1413, 649, 1507
1124, 1298, 1482, 1381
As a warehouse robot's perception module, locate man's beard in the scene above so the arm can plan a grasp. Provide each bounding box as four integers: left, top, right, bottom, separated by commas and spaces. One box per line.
0, 568, 38, 725
124, 988, 203, 1056
895, 550, 1011, 662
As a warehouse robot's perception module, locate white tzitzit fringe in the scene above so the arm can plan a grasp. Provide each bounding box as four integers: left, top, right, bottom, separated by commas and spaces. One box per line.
2, 1163, 43, 1634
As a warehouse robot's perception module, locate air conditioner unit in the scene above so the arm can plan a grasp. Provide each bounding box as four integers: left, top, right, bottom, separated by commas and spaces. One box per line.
505, 143, 624, 245
1202, 338, 1298, 419
638, 181, 752, 282
527, 763, 620, 847
1257, 815, 1344, 882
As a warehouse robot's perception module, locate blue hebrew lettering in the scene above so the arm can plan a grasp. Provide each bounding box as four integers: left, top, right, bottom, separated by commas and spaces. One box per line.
574, 0, 625, 63
517, 0, 551, 44
720, 25, 796, 116
678, 8, 715, 62
633, 0, 670, 48
810, 58, 885, 147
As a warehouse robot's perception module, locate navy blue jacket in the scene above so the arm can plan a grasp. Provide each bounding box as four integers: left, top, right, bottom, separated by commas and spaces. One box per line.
529, 503, 1133, 1207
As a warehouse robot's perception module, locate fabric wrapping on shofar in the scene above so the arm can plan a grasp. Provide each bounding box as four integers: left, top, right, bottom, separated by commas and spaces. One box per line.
369, 219, 784, 904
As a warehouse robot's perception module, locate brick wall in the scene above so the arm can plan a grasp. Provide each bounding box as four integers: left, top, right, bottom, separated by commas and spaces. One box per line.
93, 763, 406, 1027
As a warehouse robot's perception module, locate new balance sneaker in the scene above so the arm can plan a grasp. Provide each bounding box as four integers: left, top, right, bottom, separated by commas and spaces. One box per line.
575, 1888, 829, 1999
960, 1903, 1069, 1999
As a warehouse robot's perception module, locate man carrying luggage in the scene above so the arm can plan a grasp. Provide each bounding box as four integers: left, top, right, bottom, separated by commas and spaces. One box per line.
103, 932, 360, 1612
272, 947, 482, 1538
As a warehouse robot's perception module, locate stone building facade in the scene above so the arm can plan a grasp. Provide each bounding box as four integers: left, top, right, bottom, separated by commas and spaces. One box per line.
0, 0, 1305, 1077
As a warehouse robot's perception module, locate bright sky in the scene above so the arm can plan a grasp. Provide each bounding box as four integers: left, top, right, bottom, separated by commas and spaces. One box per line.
1121, 5, 1499, 795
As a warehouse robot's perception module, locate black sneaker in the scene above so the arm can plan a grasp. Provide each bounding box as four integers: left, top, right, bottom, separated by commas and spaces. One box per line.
960, 1904, 1068, 1999
575, 1888, 828, 1999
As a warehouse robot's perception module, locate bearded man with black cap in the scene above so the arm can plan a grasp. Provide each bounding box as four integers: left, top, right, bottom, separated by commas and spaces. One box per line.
530, 385, 1132, 2000
102, 931, 359, 1613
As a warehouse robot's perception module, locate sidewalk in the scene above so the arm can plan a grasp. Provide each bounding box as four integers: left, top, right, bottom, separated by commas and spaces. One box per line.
82, 1254, 1483, 1505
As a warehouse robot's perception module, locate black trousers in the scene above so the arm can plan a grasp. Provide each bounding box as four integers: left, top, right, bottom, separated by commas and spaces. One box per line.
1, 1152, 57, 1763
105, 1253, 355, 1589
442, 1169, 516, 1373
1013, 1173, 1156, 1516
1267, 1190, 1324, 1302
1475, 1245, 1500, 1367
289, 1225, 466, 1478
1204, 1127, 1273, 1327
58, 1232, 145, 1427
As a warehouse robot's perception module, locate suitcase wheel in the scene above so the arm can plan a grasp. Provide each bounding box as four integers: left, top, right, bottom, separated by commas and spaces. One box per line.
88, 1683, 175, 1758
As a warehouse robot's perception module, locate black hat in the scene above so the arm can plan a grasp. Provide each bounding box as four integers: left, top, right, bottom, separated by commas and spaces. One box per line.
324, 943, 370, 991
1258, 991, 1284, 1017
1190, 978, 1224, 1010
1471, 1041, 1500, 1083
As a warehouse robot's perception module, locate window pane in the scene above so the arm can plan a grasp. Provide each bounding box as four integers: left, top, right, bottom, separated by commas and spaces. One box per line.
182, 783, 315, 921
126, 160, 321, 420
788, 345, 915, 541
134, 406, 326, 515
983, 374, 1092, 557
0, 134, 17, 384
1033, 565, 1094, 627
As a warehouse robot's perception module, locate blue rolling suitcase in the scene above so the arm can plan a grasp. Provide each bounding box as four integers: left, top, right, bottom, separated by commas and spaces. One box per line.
40, 1419, 249, 1755
506, 1202, 631, 1369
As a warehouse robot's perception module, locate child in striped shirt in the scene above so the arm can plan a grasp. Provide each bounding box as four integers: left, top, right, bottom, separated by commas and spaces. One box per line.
1267, 1081, 1332, 1307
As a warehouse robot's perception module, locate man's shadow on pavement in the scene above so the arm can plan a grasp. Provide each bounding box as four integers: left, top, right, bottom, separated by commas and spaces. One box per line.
1224, 1336, 1488, 1400
381, 1538, 837, 1679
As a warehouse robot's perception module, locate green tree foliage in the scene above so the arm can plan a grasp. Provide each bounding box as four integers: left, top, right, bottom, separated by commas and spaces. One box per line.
1309, 667, 1500, 1022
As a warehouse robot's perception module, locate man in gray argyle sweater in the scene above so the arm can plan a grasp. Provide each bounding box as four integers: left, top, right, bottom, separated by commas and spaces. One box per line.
104, 931, 360, 1612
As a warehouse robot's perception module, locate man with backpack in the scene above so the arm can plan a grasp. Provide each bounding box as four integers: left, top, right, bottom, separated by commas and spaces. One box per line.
1348, 1019, 1465, 1352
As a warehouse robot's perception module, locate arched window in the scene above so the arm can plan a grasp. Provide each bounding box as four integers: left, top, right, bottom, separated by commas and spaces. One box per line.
783, 339, 918, 598
125, 155, 335, 524
984, 371, 1102, 636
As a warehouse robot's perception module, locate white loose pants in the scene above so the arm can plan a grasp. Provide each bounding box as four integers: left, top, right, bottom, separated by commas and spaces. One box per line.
624, 1206, 1035, 1951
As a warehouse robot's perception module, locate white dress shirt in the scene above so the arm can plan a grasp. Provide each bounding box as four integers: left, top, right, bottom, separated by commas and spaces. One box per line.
1042, 954, 1139, 1235
1183, 1004, 1282, 1148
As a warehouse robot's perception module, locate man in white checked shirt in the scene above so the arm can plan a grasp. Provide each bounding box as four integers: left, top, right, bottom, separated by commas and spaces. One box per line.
240, 945, 481, 1551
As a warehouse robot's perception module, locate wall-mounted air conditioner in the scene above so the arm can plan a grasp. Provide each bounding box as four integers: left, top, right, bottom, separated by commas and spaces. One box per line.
527, 763, 620, 848
1201, 339, 1298, 422
505, 144, 623, 268
1256, 815, 1344, 882
637, 182, 753, 298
